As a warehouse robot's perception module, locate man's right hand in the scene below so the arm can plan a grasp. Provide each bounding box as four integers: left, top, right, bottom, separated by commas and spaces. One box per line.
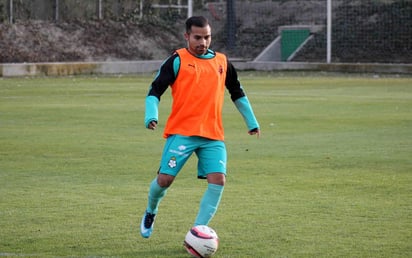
147, 121, 158, 130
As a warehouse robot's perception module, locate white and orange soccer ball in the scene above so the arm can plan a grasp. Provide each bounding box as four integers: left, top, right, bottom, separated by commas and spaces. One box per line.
184, 225, 219, 258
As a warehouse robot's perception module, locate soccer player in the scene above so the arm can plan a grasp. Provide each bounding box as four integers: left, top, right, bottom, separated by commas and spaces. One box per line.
140, 16, 260, 238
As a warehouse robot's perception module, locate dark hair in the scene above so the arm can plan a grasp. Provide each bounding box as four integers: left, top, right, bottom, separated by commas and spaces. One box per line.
185, 16, 209, 33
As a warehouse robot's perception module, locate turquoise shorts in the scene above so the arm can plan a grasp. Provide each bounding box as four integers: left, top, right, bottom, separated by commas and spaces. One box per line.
158, 135, 227, 179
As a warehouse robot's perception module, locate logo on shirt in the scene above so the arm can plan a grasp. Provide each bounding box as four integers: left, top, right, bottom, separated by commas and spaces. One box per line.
218, 65, 223, 74
188, 64, 196, 69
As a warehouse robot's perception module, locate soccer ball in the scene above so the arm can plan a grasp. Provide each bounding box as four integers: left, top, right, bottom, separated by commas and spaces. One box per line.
184, 225, 219, 258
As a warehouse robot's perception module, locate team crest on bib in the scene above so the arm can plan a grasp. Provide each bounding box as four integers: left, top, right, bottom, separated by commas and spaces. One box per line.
168, 156, 177, 168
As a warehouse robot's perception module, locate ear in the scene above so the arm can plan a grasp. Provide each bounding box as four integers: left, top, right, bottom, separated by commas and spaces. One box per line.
184, 32, 189, 41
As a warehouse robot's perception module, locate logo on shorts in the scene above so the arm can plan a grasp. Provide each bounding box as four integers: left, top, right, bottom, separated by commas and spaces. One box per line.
168, 156, 177, 168
169, 145, 189, 157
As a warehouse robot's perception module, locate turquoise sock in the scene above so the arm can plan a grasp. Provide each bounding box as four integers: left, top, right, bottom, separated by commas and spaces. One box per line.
146, 178, 167, 214
194, 183, 224, 226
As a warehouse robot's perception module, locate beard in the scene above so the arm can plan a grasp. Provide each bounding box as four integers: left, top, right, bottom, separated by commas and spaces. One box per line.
195, 45, 207, 55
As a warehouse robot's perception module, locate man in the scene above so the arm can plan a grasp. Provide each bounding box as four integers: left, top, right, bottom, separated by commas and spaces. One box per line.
140, 16, 260, 239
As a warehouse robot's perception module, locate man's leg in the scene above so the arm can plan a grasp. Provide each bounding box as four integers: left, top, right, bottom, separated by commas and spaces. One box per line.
194, 173, 225, 226
141, 134, 193, 238
147, 176, 169, 214
140, 176, 170, 238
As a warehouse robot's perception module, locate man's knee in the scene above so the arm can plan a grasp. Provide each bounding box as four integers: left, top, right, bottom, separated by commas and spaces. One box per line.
207, 172, 226, 186
157, 173, 175, 187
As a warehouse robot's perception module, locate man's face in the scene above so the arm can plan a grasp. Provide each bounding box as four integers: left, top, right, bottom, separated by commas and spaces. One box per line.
184, 25, 211, 55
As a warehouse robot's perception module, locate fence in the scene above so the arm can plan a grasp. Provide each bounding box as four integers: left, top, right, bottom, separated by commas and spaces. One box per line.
0, 0, 193, 22
213, 0, 412, 63
0, 0, 411, 64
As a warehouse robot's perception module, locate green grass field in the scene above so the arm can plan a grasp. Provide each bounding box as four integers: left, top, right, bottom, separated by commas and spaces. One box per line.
1, 73, 411, 257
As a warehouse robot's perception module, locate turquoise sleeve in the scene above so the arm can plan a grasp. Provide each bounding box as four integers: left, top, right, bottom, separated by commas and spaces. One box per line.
234, 96, 260, 130
145, 95, 159, 128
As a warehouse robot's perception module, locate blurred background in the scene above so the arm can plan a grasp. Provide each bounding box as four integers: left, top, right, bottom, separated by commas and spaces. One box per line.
0, 0, 411, 64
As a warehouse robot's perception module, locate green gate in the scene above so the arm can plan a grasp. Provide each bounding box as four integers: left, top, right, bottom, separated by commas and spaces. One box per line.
281, 29, 310, 61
